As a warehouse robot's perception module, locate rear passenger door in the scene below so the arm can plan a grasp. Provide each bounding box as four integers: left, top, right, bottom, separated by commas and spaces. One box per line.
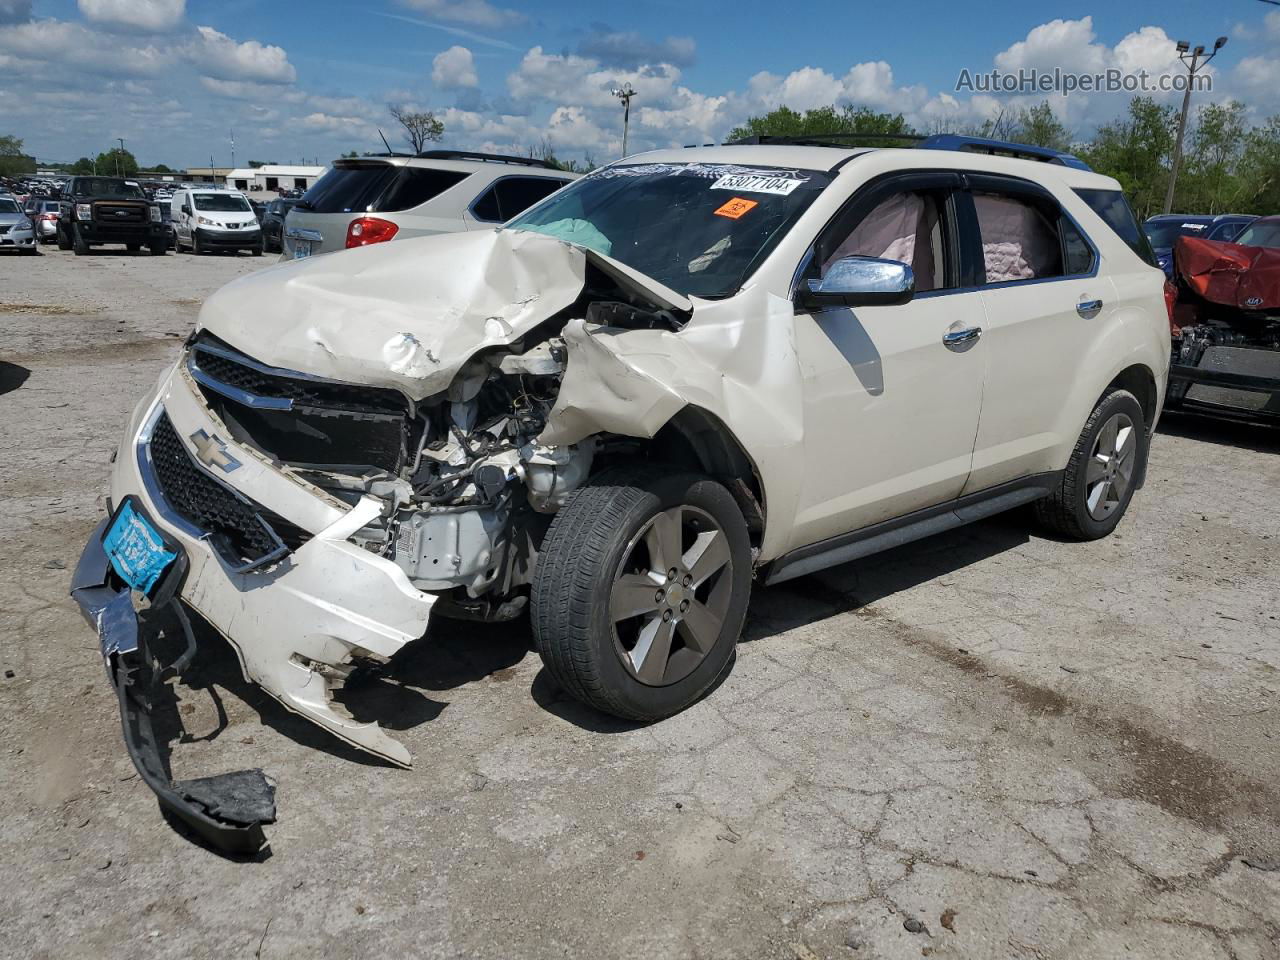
960, 174, 1105, 493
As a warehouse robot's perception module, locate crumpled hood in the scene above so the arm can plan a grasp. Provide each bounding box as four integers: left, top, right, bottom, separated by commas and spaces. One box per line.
197, 229, 591, 401
1175, 235, 1280, 313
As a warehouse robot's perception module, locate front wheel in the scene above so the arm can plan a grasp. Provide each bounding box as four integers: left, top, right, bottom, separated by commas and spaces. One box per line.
149, 241, 166, 255
56, 226, 72, 250
1035, 389, 1147, 540
192, 232, 202, 255
72, 226, 89, 256
127, 243, 141, 252
532, 469, 752, 721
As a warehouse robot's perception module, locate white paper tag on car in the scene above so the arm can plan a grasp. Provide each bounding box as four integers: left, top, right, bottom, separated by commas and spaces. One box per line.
709, 173, 805, 196
292, 240, 312, 259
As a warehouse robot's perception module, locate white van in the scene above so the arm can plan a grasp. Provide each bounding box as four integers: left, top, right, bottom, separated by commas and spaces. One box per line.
171, 187, 263, 256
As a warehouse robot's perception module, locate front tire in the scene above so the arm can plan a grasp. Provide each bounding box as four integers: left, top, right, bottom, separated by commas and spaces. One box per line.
1035, 389, 1146, 540
57, 226, 72, 250
532, 469, 752, 721
192, 232, 202, 255
72, 226, 89, 256
149, 240, 166, 255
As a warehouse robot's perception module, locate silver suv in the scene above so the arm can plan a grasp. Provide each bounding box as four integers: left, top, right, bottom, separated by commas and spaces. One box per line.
282, 150, 577, 260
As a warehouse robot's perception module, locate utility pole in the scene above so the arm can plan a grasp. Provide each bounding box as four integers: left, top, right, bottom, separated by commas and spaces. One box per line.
230, 129, 236, 170
611, 82, 636, 159
115, 137, 124, 176
1163, 36, 1227, 214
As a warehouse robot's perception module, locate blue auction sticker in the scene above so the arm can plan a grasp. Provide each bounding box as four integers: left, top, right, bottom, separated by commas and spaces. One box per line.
104, 502, 176, 594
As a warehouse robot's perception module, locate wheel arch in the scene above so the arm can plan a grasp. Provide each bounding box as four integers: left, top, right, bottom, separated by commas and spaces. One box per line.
1102, 363, 1158, 431
621, 405, 767, 549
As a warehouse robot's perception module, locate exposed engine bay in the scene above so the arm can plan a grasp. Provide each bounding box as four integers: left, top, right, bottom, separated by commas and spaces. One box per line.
187, 261, 687, 619
1169, 234, 1280, 420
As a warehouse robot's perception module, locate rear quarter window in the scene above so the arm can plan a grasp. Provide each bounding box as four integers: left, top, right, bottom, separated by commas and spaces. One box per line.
299, 163, 470, 214
471, 176, 571, 223
1074, 188, 1156, 266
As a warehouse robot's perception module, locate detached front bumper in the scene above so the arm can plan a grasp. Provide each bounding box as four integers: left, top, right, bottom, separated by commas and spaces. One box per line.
81, 363, 435, 768
71, 514, 277, 854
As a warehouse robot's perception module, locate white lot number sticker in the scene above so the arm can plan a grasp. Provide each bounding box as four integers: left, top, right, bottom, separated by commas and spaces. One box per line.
710, 173, 805, 196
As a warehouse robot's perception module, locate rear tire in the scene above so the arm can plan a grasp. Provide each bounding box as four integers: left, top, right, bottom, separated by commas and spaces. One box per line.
532, 469, 752, 721
72, 226, 89, 256
1035, 389, 1146, 540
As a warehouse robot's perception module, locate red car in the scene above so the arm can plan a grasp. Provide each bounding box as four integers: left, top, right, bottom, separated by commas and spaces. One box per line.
1167, 215, 1280, 423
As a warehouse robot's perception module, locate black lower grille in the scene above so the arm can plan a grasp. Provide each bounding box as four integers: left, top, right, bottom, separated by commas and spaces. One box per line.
149, 412, 294, 568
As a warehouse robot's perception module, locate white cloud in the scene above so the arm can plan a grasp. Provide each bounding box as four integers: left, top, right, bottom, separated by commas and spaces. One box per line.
77, 0, 184, 32
432, 45, 478, 89
397, 0, 525, 29
189, 25, 295, 84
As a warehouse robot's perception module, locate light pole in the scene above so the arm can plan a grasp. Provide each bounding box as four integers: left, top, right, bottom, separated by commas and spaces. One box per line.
611, 82, 636, 159
1163, 36, 1227, 214
115, 137, 125, 176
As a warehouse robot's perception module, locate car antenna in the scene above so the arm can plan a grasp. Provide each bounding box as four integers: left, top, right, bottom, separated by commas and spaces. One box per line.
378, 129, 393, 154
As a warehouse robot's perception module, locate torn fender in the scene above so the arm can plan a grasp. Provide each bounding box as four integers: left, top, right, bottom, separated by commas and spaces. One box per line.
538, 288, 807, 561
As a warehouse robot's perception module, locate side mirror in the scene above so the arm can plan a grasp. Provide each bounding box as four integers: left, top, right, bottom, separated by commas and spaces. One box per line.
797, 256, 915, 309
181, 204, 191, 215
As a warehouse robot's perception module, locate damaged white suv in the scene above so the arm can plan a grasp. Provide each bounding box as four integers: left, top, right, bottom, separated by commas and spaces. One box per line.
73, 136, 1169, 850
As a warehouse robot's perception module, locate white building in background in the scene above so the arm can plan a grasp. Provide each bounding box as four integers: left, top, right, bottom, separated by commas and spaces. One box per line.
224, 164, 327, 194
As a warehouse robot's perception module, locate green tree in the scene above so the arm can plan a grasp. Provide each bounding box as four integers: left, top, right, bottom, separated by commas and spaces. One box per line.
526, 138, 596, 173
388, 104, 444, 153
94, 147, 138, 177
69, 156, 95, 175
726, 104, 916, 145
1079, 97, 1176, 219
149, 163, 174, 173
0, 134, 36, 178
1239, 115, 1280, 213
1015, 101, 1073, 151
1182, 101, 1249, 213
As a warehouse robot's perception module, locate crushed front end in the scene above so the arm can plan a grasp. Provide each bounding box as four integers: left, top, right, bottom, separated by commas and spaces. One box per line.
72, 229, 680, 849
1168, 234, 1280, 423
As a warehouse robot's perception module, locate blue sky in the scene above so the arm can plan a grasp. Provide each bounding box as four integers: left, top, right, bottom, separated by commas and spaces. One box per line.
3, 0, 1279, 168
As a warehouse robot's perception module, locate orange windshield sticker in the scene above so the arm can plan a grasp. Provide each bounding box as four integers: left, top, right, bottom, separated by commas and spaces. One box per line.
714, 197, 758, 219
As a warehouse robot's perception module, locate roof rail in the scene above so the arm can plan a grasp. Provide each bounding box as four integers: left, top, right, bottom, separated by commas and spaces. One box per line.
724, 133, 924, 148
414, 149, 559, 170
917, 134, 1092, 170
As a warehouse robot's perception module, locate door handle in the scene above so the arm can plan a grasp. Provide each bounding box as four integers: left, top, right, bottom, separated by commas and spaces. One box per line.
943, 327, 982, 348
1077, 299, 1103, 319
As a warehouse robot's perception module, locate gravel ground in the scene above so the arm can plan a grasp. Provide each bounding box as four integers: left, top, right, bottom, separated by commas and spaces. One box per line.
2, 244, 1279, 960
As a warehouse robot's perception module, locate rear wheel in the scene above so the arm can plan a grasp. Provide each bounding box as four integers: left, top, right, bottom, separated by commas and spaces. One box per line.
72, 226, 89, 256
1035, 389, 1146, 540
532, 469, 752, 721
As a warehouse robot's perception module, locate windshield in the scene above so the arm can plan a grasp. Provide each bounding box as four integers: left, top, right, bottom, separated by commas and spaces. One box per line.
507, 162, 830, 298
77, 178, 146, 199
1235, 220, 1280, 249
1143, 219, 1210, 248
0, 198, 18, 214
193, 193, 252, 212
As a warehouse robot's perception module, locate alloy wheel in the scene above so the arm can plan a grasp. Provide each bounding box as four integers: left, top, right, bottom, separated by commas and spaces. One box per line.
1085, 412, 1136, 521
609, 504, 734, 686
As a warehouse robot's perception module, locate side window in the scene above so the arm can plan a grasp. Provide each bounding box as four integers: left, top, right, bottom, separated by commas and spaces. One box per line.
973, 192, 1064, 283
1062, 217, 1094, 275
472, 177, 571, 223
1207, 221, 1242, 242
820, 189, 948, 292
379, 168, 471, 212
1073, 187, 1156, 266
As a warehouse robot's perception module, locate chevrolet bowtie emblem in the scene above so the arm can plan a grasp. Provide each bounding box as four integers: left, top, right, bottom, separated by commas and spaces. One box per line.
189, 429, 242, 473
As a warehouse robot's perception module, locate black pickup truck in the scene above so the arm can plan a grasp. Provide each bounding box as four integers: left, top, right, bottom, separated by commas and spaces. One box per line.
56, 176, 168, 255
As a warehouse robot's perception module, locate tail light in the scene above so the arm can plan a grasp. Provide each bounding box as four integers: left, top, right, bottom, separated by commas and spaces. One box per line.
1164, 279, 1180, 335
345, 217, 398, 248
39, 213, 57, 221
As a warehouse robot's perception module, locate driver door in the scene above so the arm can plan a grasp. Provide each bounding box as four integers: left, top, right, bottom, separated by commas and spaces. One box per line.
787, 172, 988, 552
